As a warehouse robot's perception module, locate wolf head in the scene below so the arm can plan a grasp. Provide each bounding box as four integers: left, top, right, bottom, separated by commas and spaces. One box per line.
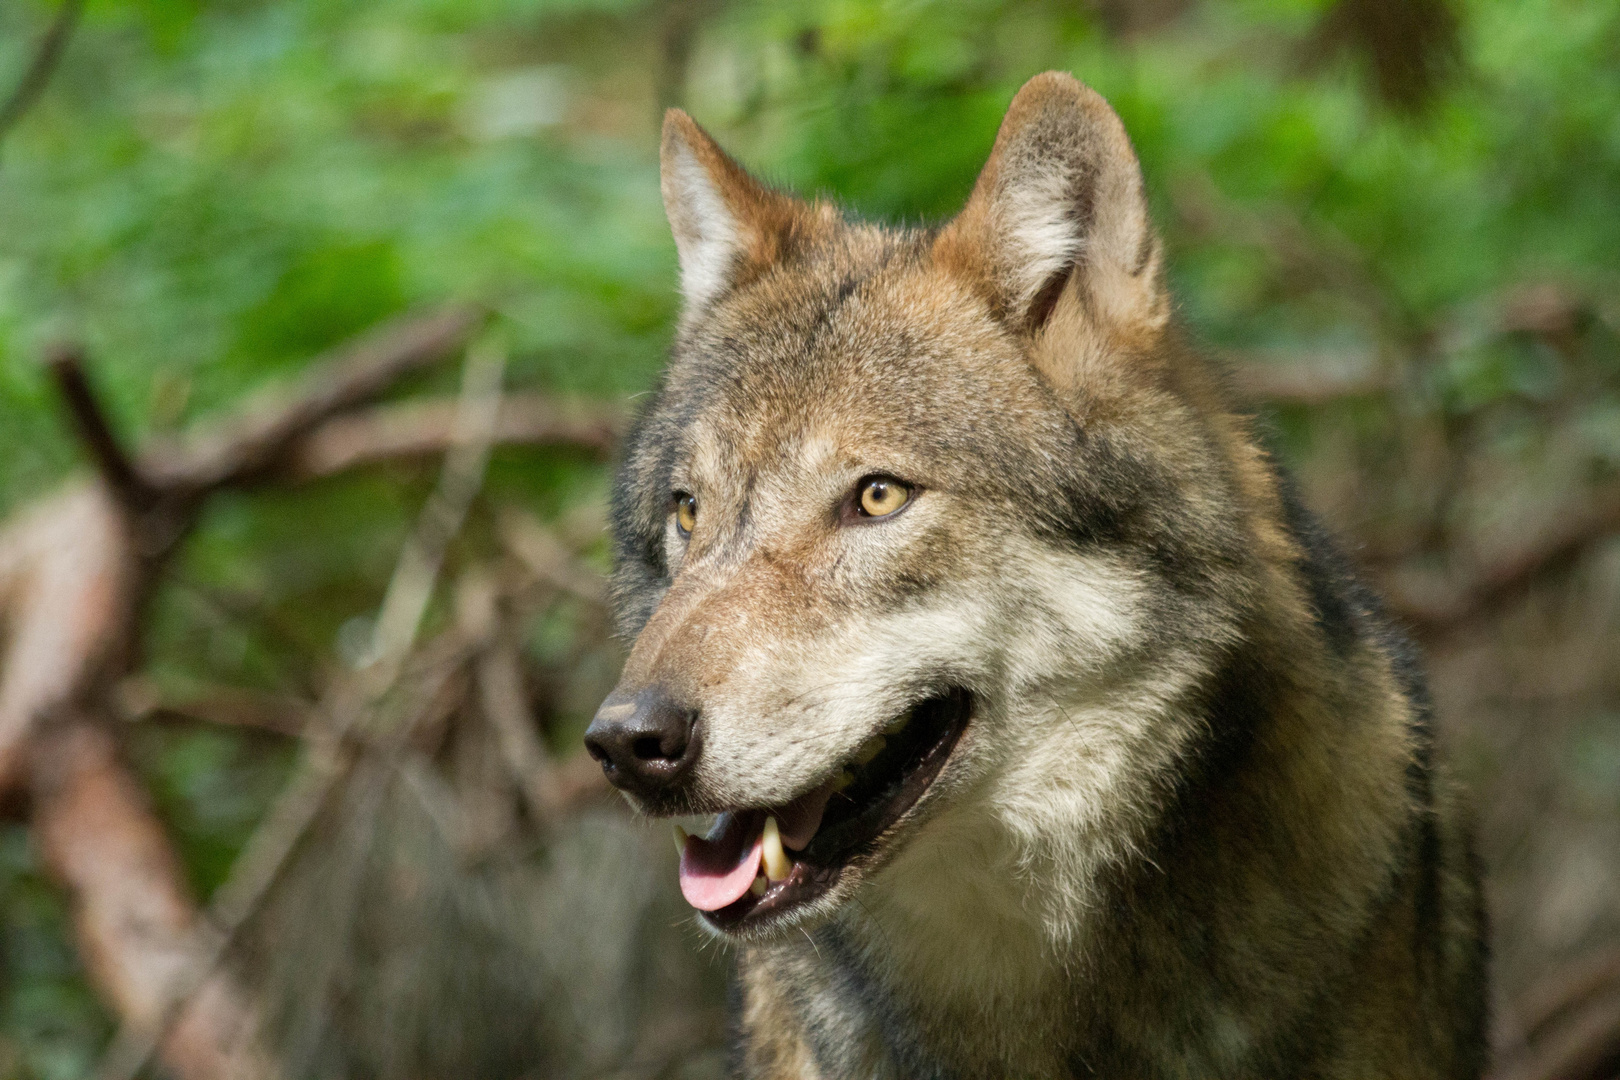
587, 72, 1282, 941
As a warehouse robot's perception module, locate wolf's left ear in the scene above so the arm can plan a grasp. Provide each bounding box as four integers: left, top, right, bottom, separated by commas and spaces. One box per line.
661, 109, 827, 316
935, 72, 1167, 342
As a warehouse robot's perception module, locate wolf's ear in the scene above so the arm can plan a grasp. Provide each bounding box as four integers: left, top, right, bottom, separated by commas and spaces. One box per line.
661, 109, 823, 314
935, 72, 1166, 342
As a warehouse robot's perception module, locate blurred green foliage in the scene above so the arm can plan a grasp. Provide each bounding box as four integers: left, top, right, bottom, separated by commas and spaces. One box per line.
2, 0, 1619, 1073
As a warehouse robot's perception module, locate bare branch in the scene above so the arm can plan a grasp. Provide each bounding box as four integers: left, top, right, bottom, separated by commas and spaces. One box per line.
497, 507, 609, 607
453, 558, 609, 826
92, 332, 509, 1080
1506, 946, 1620, 1056
478, 638, 567, 822
46, 346, 159, 515
2, 309, 626, 1080
289, 391, 623, 478
0, 486, 138, 791
1385, 489, 1620, 635
141, 304, 483, 492
2, 311, 485, 789
1488, 948, 1620, 1080
1227, 350, 1387, 405
115, 676, 312, 739
452, 570, 570, 822
0, 0, 85, 155
364, 335, 505, 669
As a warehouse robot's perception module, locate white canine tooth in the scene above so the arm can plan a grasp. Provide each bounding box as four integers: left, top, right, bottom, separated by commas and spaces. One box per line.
672, 824, 688, 858
762, 816, 792, 881
750, 874, 768, 896
853, 735, 885, 765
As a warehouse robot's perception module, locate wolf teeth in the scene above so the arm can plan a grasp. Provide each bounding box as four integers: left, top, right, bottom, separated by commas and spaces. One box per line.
884, 712, 910, 735
853, 735, 885, 765
832, 769, 854, 791
673, 824, 688, 858
762, 816, 792, 881
750, 875, 768, 896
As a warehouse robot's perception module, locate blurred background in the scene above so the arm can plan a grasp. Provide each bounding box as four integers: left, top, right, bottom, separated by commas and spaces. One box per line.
0, 0, 1617, 1078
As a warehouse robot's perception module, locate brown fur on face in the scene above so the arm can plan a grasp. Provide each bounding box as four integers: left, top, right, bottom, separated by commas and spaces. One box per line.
601, 72, 1487, 1079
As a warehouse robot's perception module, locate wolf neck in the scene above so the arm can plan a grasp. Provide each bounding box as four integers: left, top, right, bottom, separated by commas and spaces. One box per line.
789, 677, 1214, 1076
788, 798, 1074, 1078
843, 788, 1067, 1005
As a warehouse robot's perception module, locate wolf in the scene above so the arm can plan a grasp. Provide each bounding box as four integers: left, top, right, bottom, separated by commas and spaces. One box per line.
584, 72, 1488, 1079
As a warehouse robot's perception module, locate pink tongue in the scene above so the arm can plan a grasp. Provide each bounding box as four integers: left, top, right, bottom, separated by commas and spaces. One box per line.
680, 813, 763, 911
676, 777, 840, 912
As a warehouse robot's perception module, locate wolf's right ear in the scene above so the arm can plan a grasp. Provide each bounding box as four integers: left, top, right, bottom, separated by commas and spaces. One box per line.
934, 73, 1167, 344
661, 110, 823, 315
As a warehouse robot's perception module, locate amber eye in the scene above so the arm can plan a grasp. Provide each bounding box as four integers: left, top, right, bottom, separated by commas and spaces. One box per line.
857, 476, 911, 518
673, 492, 698, 535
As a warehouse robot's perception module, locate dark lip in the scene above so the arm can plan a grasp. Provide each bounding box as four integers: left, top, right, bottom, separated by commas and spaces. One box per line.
699, 688, 973, 933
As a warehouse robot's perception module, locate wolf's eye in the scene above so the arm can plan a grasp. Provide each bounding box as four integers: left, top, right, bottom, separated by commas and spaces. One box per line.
857, 477, 911, 518
674, 492, 698, 535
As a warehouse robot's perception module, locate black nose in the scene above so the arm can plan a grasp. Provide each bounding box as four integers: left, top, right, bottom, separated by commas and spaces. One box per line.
584, 687, 701, 796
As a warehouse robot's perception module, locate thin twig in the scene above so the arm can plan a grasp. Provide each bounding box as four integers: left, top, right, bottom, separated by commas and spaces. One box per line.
0, 0, 85, 155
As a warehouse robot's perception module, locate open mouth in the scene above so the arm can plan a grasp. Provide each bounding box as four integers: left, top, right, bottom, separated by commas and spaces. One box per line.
676, 688, 972, 932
